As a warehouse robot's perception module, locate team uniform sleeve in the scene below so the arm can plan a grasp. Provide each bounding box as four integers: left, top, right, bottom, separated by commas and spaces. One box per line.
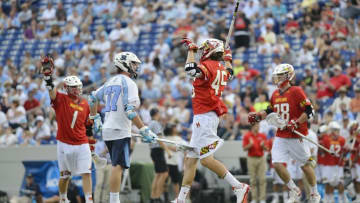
126, 80, 140, 108
295, 87, 310, 110
51, 91, 66, 110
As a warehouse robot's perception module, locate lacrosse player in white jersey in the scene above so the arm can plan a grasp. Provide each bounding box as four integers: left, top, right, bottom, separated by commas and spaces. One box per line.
88, 52, 157, 203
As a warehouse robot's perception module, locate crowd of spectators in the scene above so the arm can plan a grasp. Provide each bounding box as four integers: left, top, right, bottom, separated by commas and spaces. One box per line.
0, 0, 358, 148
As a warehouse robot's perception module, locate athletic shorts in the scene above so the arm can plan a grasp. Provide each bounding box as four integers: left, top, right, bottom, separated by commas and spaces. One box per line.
351, 164, 360, 182
57, 141, 92, 176
271, 137, 310, 166
288, 159, 303, 180
168, 164, 181, 184
187, 112, 224, 159
150, 148, 168, 173
105, 138, 131, 169
322, 165, 344, 186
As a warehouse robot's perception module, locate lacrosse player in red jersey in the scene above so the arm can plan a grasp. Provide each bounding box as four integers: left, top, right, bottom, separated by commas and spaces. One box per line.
41, 56, 95, 203
350, 122, 360, 203
247, 64, 321, 203
171, 38, 249, 203
321, 121, 346, 203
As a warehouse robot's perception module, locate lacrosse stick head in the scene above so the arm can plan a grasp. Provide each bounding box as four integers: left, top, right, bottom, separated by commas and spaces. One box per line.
266, 113, 287, 129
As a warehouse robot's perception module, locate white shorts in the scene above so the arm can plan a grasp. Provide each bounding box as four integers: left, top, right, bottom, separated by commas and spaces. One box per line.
272, 168, 284, 184
187, 112, 224, 159
57, 141, 92, 177
322, 165, 344, 186
271, 137, 310, 165
315, 165, 324, 182
351, 164, 360, 182
288, 159, 303, 180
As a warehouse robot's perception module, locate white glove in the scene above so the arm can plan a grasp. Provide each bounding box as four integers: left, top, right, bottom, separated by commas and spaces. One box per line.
139, 126, 157, 143
89, 114, 102, 133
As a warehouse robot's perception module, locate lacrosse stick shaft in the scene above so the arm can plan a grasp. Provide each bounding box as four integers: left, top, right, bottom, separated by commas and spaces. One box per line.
225, 0, 241, 48
132, 134, 191, 148
293, 130, 334, 155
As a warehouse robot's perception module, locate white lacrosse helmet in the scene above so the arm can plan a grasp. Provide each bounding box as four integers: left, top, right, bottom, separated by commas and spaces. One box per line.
328, 121, 341, 131
63, 75, 83, 98
272, 63, 295, 88
319, 125, 328, 134
113, 52, 141, 78
199, 38, 224, 61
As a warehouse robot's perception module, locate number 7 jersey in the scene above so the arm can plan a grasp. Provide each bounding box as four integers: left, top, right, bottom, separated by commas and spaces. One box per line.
192, 60, 229, 116
94, 74, 140, 140
270, 86, 310, 138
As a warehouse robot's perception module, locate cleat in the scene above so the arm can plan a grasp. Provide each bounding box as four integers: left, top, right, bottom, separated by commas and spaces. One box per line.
309, 193, 321, 203
287, 186, 301, 203
233, 183, 250, 203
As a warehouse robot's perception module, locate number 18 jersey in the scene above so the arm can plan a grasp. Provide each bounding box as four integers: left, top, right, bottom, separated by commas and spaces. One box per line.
270, 86, 309, 138
94, 74, 140, 141
192, 60, 229, 116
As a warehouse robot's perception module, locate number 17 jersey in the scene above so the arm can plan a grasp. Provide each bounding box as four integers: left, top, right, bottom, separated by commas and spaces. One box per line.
192, 60, 229, 116
94, 74, 140, 140
270, 86, 309, 138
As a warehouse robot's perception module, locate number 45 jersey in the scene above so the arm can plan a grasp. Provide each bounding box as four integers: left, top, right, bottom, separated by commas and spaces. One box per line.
94, 74, 140, 140
270, 86, 310, 139
192, 60, 229, 117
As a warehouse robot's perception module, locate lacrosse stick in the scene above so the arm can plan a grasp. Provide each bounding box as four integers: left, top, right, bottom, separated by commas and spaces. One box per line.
265, 113, 337, 156
225, 0, 241, 48
92, 153, 107, 169
132, 134, 194, 151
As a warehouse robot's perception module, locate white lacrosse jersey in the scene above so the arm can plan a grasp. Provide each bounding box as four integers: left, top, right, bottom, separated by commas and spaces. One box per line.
94, 74, 140, 141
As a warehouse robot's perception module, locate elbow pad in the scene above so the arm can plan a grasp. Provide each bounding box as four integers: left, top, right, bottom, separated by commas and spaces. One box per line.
305, 104, 315, 119
185, 62, 202, 78
88, 92, 98, 108
125, 104, 137, 120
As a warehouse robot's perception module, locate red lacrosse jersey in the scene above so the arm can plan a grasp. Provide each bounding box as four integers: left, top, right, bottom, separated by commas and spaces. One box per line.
322, 135, 345, 166
351, 137, 360, 165
192, 60, 229, 116
317, 134, 330, 165
270, 86, 310, 138
51, 91, 90, 145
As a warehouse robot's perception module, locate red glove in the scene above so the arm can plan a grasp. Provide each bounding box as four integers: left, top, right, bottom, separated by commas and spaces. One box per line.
223, 47, 232, 62
248, 112, 261, 125
181, 38, 198, 51
287, 120, 299, 132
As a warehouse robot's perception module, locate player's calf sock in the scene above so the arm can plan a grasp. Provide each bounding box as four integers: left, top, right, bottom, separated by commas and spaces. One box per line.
310, 183, 318, 194
286, 179, 297, 189
282, 191, 288, 201
59, 193, 68, 202
339, 193, 346, 202
85, 193, 93, 203
110, 192, 120, 203
178, 185, 190, 201
224, 171, 242, 188
273, 192, 279, 199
